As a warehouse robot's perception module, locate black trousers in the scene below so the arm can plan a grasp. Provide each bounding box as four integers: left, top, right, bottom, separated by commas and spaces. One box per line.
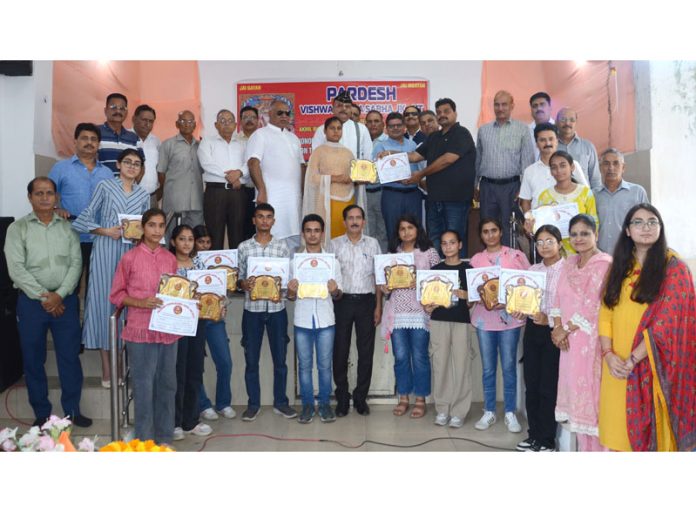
77, 242, 92, 297
175, 323, 206, 431
203, 185, 247, 250
522, 318, 560, 447
243, 186, 256, 241
332, 294, 376, 404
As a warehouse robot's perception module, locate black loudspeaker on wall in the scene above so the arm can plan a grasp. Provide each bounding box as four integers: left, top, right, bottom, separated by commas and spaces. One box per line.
0, 217, 23, 393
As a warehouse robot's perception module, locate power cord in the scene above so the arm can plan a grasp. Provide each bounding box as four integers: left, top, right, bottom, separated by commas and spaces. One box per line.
2, 383, 33, 426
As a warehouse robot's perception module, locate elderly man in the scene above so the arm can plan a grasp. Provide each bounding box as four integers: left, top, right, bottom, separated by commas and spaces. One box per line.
556, 107, 602, 189
365, 110, 387, 143
198, 109, 249, 249
131, 104, 160, 204
528, 92, 554, 159
419, 110, 439, 137
98, 92, 141, 177
234, 106, 261, 240
594, 148, 649, 253
4, 177, 91, 428
403, 105, 426, 146
246, 99, 306, 254
157, 110, 205, 238
475, 90, 535, 246
312, 91, 372, 160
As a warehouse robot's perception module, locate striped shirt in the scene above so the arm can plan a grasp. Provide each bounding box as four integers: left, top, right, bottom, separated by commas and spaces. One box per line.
98, 123, 142, 177
475, 119, 535, 183
237, 235, 290, 312
328, 233, 381, 294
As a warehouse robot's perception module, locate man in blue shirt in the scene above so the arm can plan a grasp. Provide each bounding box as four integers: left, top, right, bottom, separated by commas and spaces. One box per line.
49, 122, 113, 298
98, 92, 141, 176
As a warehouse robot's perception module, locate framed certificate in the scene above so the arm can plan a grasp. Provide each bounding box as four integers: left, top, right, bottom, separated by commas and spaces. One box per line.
293, 253, 335, 299
148, 295, 200, 337
248, 257, 290, 288
350, 159, 377, 183
417, 270, 460, 308
498, 269, 546, 315
465, 266, 501, 302
375, 152, 412, 184
532, 203, 579, 238
374, 253, 415, 286
118, 214, 165, 245
187, 269, 228, 296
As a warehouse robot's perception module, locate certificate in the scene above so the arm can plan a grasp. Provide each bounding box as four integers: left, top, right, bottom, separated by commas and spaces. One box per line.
532, 203, 579, 238
248, 256, 290, 288
375, 152, 412, 184
293, 253, 335, 299
498, 269, 546, 315
187, 269, 228, 296
416, 270, 460, 307
374, 253, 415, 285
118, 214, 165, 245
148, 295, 199, 337
197, 250, 238, 269
465, 266, 501, 302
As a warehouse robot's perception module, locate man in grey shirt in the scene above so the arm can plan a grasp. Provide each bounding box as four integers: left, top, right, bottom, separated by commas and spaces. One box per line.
556, 107, 602, 189
594, 148, 649, 254
157, 110, 204, 238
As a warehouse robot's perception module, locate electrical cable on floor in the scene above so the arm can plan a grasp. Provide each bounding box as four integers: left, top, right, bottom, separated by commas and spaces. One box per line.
3, 383, 33, 426
195, 433, 516, 452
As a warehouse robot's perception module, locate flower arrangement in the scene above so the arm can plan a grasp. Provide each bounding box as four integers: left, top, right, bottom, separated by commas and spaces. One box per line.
0, 415, 95, 452
99, 439, 174, 452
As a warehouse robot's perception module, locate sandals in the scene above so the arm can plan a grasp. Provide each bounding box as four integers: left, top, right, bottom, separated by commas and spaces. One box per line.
393, 397, 410, 416
410, 398, 426, 419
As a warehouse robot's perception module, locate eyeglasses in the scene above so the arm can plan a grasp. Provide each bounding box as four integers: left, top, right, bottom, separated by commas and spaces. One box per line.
558, 117, 576, 123
217, 119, 235, 125
387, 123, 403, 129
569, 231, 593, 238
404, 111, 419, 117
120, 159, 142, 168
535, 239, 558, 247
178, 119, 196, 126
629, 219, 660, 229
275, 110, 292, 117
108, 104, 127, 111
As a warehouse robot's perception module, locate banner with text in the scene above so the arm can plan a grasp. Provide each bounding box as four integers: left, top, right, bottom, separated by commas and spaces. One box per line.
237, 80, 429, 160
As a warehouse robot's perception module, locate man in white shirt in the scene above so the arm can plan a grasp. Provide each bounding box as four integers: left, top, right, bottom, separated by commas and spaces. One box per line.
198, 109, 249, 249
311, 91, 372, 160
246, 100, 306, 254
131, 105, 160, 205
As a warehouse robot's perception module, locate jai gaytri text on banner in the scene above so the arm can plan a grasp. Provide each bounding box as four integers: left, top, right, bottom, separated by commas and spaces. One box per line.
236, 80, 429, 161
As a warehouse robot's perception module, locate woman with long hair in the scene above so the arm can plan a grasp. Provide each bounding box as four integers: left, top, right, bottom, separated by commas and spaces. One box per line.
550, 214, 611, 451
599, 204, 696, 451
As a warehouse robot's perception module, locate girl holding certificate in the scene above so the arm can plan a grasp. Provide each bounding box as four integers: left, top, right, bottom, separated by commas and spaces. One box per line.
381, 214, 440, 419
109, 208, 179, 445
169, 225, 212, 441
470, 218, 530, 434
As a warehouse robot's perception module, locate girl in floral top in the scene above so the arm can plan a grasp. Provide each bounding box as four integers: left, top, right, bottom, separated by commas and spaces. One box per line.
380, 214, 440, 419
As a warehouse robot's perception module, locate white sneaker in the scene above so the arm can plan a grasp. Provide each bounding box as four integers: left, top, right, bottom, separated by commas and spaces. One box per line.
434, 413, 449, 426
474, 411, 497, 430
200, 408, 219, 421
219, 406, 236, 419
172, 427, 184, 441
185, 423, 213, 437
504, 412, 522, 433
448, 416, 464, 428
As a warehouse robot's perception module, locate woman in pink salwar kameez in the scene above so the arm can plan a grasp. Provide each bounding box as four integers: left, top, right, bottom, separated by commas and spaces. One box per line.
549, 214, 611, 451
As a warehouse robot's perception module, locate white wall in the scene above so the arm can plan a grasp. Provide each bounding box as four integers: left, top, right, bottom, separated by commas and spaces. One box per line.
0, 74, 36, 219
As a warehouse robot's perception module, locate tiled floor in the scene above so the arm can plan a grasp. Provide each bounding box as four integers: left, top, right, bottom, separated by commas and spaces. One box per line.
1, 402, 525, 452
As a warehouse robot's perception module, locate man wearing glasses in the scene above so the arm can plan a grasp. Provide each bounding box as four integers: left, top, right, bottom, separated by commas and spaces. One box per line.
98, 93, 142, 177
246, 99, 306, 254
157, 110, 205, 239
556, 107, 602, 189
403, 105, 426, 147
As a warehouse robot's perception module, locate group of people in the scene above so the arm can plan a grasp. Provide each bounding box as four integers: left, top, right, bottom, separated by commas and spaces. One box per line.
3, 88, 695, 451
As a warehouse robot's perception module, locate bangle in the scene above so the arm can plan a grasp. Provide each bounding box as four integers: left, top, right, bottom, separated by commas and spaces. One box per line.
630, 353, 639, 365
601, 348, 613, 358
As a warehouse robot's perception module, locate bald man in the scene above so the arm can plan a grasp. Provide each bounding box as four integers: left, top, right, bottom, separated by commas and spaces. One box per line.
556, 107, 601, 189
475, 90, 535, 245
157, 110, 205, 237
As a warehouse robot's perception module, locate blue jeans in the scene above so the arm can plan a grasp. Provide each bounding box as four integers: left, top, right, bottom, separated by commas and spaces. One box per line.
127, 341, 178, 444
476, 327, 522, 413
294, 325, 335, 406
426, 200, 470, 258
199, 320, 232, 412
382, 188, 423, 243
391, 328, 431, 397
16, 292, 83, 419
241, 309, 290, 409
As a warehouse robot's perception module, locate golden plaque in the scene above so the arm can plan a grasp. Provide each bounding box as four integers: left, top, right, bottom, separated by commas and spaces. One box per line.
477, 278, 500, 311
158, 274, 198, 299
350, 159, 377, 183
297, 283, 329, 299
121, 218, 143, 242
385, 264, 416, 291
419, 277, 454, 308
210, 265, 239, 293
197, 292, 225, 321
250, 275, 282, 302
505, 280, 543, 316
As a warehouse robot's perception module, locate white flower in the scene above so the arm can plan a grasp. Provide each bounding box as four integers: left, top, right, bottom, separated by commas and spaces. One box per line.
18, 429, 41, 451
0, 427, 18, 444
77, 437, 96, 452
37, 435, 56, 452
1, 439, 17, 452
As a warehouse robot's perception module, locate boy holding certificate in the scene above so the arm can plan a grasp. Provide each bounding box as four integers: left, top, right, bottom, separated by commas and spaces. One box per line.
287, 214, 343, 424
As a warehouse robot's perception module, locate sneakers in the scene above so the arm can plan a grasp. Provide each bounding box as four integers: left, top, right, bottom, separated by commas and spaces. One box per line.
529, 441, 556, 452
504, 412, 522, 433
448, 416, 464, 428
516, 437, 535, 451
318, 404, 336, 423
184, 423, 213, 437
273, 404, 298, 419
242, 408, 260, 421
200, 407, 219, 421
434, 413, 449, 426
298, 405, 315, 424
219, 406, 236, 419
474, 411, 497, 430
172, 427, 185, 441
